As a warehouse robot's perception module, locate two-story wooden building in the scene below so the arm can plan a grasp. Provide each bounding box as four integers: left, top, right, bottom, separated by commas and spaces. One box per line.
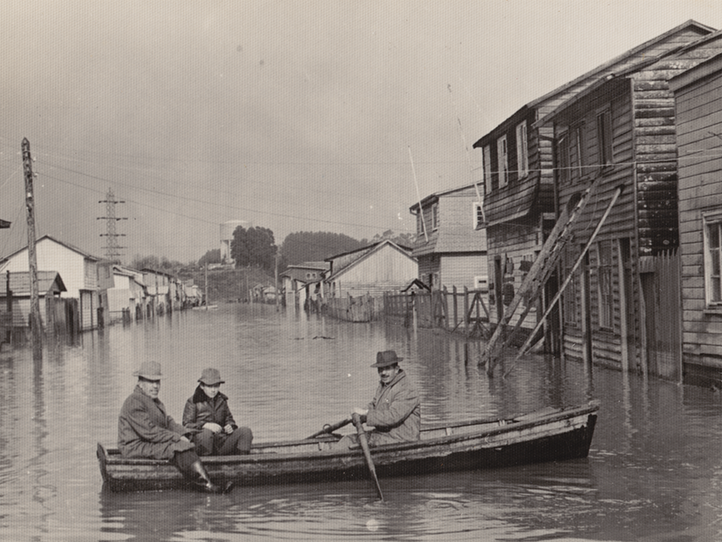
670, 51, 722, 387
409, 183, 488, 291
473, 20, 715, 354
537, 29, 722, 380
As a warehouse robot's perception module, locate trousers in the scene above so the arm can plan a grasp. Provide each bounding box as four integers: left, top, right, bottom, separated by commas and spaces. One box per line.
193, 427, 253, 456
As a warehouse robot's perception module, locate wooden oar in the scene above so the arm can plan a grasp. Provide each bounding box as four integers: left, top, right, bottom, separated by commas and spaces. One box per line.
352, 413, 384, 501
305, 418, 352, 439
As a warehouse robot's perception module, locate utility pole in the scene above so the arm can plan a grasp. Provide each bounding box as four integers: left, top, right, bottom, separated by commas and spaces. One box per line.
22, 138, 42, 358
98, 187, 127, 262
275, 251, 279, 311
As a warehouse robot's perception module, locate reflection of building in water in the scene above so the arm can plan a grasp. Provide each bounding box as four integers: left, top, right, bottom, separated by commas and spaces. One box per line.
220, 220, 250, 265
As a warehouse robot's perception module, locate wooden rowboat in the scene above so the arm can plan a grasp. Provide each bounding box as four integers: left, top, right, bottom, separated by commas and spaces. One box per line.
97, 401, 599, 492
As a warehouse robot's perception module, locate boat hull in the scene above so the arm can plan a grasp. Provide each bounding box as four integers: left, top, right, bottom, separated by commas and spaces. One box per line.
98, 402, 598, 492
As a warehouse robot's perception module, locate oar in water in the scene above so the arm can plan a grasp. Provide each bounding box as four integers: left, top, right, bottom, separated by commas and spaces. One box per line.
352, 413, 384, 501
305, 418, 352, 439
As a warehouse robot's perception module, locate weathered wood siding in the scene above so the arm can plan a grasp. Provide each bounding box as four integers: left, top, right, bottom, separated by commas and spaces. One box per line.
555, 81, 640, 371
486, 223, 541, 330
674, 59, 722, 386
439, 253, 487, 291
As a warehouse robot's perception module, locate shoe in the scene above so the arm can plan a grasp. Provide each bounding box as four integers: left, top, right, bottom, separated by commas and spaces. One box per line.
188, 460, 223, 494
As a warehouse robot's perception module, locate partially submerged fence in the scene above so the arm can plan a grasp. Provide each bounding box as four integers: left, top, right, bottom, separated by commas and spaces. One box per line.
384, 287, 491, 338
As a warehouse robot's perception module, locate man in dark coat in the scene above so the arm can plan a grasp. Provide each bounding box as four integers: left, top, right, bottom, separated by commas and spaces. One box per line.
183, 368, 253, 455
118, 361, 226, 493
336, 350, 420, 448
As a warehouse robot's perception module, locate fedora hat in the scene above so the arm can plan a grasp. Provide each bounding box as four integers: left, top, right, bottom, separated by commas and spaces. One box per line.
198, 368, 225, 386
133, 361, 163, 380
371, 350, 403, 368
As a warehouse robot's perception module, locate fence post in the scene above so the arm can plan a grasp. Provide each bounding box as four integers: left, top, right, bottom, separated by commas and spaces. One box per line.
464, 286, 469, 334
452, 286, 458, 332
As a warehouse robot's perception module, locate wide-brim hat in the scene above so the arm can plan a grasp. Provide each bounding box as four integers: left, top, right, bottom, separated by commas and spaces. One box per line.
371, 350, 403, 368
133, 361, 163, 380
198, 367, 225, 386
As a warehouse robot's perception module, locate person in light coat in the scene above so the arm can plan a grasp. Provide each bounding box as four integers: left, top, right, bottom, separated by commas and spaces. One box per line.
336, 350, 420, 448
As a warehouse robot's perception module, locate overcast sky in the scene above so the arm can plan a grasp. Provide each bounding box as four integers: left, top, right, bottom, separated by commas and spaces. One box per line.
0, 1, 720, 264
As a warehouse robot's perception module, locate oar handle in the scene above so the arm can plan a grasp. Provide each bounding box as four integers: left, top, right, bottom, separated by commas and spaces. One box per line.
305, 417, 352, 439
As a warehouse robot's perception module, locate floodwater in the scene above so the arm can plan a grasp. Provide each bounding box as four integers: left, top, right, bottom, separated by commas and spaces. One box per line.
1, 303, 721, 542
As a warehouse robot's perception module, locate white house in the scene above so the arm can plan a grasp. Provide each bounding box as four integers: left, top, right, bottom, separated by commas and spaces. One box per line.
0, 235, 110, 331
107, 265, 147, 322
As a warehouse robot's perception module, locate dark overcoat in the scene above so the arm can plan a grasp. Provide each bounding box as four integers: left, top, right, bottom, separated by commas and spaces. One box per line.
117, 385, 195, 459
182, 387, 238, 430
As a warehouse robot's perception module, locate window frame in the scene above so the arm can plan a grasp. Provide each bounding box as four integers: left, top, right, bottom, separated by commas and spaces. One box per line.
482, 145, 492, 193
497, 135, 509, 188
596, 240, 614, 330
596, 110, 613, 166
516, 121, 529, 179
431, 203, 439, 231
703, 211, 722, 306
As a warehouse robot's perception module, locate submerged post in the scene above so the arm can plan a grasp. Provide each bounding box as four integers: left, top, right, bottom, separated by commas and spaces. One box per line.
22, 138, 42, 359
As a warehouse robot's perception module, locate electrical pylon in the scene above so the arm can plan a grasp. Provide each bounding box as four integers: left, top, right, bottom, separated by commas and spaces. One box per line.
98, 187, 127, 262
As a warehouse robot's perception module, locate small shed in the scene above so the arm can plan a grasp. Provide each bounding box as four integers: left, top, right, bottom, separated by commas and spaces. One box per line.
0, 271, 67, 328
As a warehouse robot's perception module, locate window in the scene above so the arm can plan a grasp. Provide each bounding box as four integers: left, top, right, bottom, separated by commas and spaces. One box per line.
431, 203, 439, 231
562, 245, 579, 325
596, 241, 613, 329
497, 136, 508, 187
516, 121, 529, 178
704, 213, 722, 305
574, 123, 587, 176
416, 211, 423, 236
596, 110, 613, 166
473, 202, 484, 229
483, 145, 492, 193
557, 132, 570, 185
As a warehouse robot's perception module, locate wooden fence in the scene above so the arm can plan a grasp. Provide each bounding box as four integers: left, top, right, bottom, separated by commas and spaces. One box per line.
384, 287, 491, 338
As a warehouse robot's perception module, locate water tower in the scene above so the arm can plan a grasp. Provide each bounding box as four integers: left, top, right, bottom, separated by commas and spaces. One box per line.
220, 220, 251, 264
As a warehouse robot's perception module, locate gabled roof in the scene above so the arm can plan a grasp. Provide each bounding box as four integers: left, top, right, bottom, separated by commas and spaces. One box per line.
324, 240, 412, 262
2, 271, 66, 296
325, 240, 415, 282
0, 234, 101, 264
474, 19, 715, 145
539, 27, 722, 127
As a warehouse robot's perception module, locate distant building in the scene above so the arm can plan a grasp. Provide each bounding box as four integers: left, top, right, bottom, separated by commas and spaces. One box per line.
220, 220, 251, 264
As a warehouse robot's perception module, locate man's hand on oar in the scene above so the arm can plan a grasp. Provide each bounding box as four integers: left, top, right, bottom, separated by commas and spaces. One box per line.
305, 418, 352, 439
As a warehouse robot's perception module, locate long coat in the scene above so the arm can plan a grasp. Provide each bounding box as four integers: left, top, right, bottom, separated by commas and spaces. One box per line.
182, 387, 238, 431
365, 369, 420, 446
117, 385, 195, 459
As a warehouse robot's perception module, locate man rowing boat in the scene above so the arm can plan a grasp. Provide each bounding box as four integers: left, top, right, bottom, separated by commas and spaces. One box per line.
336, 350, 420, 448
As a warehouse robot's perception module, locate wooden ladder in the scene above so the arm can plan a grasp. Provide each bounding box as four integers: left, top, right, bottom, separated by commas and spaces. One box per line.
481, 172, 604, 371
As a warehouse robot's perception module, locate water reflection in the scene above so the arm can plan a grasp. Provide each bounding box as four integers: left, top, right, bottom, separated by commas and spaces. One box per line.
0, 303, 721, 541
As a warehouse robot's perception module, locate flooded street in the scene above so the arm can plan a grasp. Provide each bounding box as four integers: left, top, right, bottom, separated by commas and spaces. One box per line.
1, 303, 721, 541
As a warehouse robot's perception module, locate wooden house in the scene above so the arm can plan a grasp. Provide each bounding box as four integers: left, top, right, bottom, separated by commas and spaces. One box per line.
324, 240, 417, 299
670, 51, 722, 387
409, 183, 488, 291
107, 265, 147, 322
473, 20, 715, 354
537, 30, 722, 380
280, 262, 329, 308
0, 235, 108, 331
0, 271, 66, 331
